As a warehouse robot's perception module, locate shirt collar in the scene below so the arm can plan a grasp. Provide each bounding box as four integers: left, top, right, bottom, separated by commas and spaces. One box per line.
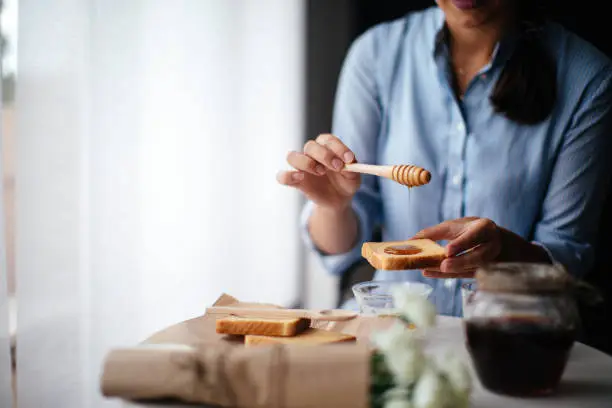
431, 9, 447, 56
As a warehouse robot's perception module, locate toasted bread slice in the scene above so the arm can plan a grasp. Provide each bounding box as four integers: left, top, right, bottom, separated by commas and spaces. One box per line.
216, 316, 310, 337
245, 328, 356, 346
362, 238, 446, 270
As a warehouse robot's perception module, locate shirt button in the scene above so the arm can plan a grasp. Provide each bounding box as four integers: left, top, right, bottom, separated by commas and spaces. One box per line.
457, 122, 465, 132
452, 174, 462, 185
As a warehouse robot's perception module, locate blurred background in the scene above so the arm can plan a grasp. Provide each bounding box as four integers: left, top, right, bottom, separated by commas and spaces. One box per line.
0, 1, 611, 407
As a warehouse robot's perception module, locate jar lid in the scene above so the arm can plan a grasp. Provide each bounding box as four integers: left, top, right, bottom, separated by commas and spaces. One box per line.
475, 262, 573, 294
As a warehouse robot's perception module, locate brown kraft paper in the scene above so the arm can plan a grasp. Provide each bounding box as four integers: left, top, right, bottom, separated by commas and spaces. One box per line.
100, 293, 401, 407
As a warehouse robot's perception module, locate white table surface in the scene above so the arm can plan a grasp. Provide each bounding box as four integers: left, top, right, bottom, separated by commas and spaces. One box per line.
124, 316, 612, 408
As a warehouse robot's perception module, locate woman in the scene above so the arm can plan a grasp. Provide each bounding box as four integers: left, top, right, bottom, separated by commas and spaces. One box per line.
277, 0, 612, 316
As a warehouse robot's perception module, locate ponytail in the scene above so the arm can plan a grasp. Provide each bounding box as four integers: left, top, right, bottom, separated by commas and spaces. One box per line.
490, 2, 556, 125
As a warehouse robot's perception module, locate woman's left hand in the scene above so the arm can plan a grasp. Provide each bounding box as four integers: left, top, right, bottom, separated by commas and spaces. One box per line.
413, 217, 502, 278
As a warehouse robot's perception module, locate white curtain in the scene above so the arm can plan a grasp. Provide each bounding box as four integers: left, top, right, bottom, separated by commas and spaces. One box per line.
0, 134, 13, 407
0, 26, 14, 408
15, 1, 304, 406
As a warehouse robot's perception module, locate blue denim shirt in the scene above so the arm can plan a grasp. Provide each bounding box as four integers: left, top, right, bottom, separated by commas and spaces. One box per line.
300, 6, 612, 316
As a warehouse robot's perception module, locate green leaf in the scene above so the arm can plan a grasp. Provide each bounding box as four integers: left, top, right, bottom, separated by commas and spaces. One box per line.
370, 352, 395, 408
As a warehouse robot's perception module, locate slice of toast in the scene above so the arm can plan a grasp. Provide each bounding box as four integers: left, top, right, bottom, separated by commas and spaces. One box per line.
216, 316, 310, 337
245, 328, 356, 347
362, 238, 446, 270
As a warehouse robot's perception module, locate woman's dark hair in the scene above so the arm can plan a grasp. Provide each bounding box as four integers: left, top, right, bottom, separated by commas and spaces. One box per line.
490, 1, 556, 125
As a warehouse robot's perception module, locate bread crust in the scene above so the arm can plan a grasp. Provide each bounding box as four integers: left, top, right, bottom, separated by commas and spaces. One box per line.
361, 238, 446, 270
245, 328, 356, 346
216, 316, 310, 337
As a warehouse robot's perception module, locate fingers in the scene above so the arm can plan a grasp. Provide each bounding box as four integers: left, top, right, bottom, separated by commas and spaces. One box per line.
416, 217, 501, 276
279, 134, 361, 203
303, 135, 355, 174
315, 133, 355, 165
412, 221, 459, 242
440, 242, 499, 273
286, 151, 326, 176
285, 134, 357, 180
413, 216, 481, 242
276, 170, 305, 186
446, 218, 498, 257
302, 140, 342, 172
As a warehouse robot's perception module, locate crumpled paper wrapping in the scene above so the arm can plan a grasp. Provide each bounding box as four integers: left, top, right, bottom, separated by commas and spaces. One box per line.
100, 294, 400, 407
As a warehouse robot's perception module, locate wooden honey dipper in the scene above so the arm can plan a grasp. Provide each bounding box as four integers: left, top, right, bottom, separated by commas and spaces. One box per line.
343, 163, 431, 187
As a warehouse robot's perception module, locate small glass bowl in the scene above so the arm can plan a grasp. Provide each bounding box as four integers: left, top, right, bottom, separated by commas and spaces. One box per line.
352, 280, 433, 316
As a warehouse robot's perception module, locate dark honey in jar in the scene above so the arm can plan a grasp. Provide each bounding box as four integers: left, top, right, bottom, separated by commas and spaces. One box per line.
463, 263, 580, 398
466, 315, 576, 396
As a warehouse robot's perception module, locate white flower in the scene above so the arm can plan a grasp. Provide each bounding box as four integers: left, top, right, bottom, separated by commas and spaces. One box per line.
391, 285, 436, 328
371, 322, 412, 351
412, 366, 452, 408
372, 323, 426, 386
383, 388, 414, 408
438, 351, 472, 397
384, 387, 410, 400
384, 398, 414, 408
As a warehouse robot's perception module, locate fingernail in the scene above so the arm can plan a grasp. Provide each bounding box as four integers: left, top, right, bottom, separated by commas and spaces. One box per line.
332, 158, 343, 170
315, 165, 326, 175
292, 172, 304, 181
343, 152, 354, 163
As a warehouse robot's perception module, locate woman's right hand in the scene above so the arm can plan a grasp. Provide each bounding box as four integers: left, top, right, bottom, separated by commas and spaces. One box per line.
277, 133, 361, 211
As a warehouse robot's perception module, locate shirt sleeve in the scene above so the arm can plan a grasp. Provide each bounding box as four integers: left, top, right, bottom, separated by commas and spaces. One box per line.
299, 27, 385, 277
533, 69, 612, 277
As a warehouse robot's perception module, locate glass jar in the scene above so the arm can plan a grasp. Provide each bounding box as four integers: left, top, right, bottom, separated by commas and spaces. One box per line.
463, 263, 579, 397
